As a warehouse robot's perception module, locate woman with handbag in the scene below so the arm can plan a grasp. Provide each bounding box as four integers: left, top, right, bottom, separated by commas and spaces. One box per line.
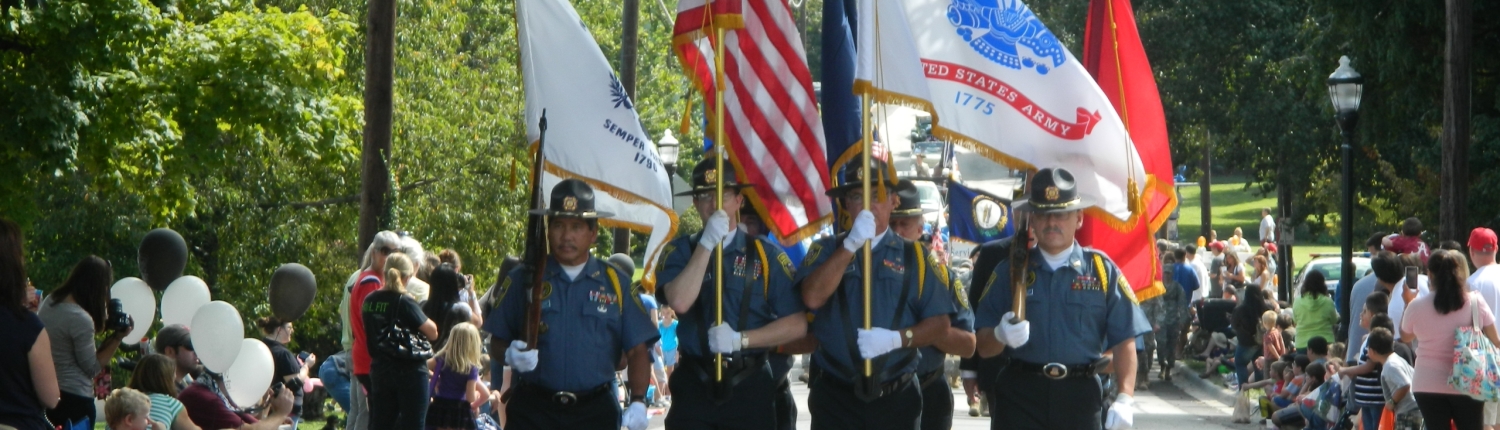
1399, 250, 1500, 430
363, 252, 439, 430
38, 256, 131, 429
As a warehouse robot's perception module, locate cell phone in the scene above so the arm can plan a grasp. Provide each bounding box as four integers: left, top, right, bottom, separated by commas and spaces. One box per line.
1405, 266, 1419, 290
299, 351, 311, 362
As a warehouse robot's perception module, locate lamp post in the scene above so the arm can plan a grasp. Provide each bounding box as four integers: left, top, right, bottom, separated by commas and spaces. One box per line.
658, 130, 681, 179
1327, 56, 1363, 342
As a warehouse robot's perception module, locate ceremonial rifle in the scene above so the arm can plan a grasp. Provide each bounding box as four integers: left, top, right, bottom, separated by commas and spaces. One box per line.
1009, 171, 1034, 326
524, 111, 550, 348
500, 111, 548, 405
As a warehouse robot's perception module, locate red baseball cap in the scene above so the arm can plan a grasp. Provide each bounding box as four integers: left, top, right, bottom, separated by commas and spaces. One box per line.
1470, 227, 1498, 253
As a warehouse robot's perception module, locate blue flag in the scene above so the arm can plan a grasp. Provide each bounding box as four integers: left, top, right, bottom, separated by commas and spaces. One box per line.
947, 181, 1014, 243
822, 0, 861, 232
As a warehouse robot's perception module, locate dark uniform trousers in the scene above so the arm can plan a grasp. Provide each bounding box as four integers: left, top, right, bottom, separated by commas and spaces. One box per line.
918, 370, 953, 430
666, 355, 778, 430
988, 365, 1104, 430
808, 373, 922, 430
771, 353, 797, 430
505, 382, 620, 430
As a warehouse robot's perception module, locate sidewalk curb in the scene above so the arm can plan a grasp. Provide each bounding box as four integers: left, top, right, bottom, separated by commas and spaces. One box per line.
1172, 361, 1237, 407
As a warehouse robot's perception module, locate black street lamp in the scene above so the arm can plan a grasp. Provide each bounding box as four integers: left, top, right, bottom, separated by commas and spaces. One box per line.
658, 130, 681, 179
1327, 55, 1363, 342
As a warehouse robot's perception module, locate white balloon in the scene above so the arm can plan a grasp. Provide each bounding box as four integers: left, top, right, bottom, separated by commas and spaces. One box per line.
161, 276, 211, 328
191, 301, 244, 373
109, 277, 155, 345
222, 339, 275, 408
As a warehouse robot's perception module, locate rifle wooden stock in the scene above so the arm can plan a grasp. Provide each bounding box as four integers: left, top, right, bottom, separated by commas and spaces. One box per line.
1008, 216, 1030, 324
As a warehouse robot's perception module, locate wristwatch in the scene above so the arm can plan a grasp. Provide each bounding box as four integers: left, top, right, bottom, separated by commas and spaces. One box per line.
741, 333, 750, 350
903, 329, 914, 347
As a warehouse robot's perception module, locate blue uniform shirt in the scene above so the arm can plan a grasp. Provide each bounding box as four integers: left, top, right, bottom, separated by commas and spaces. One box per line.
655, 230, 803, 358
483, 256, 659, 392
918, 265, 975, 374
796, 232, 958, 384
974, 244, 1150, 365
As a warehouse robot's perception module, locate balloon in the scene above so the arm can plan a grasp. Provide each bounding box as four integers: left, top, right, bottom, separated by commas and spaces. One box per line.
109, 278, 156, 345
222, 339, 275, 408
161, 276, 211, 328
191, 301, 244, 373
139, 228, 188, 291
268, 263, 317, 321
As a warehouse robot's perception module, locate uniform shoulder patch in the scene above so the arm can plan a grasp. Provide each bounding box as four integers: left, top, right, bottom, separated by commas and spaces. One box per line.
776, 252, 794, 277
804, 241, 824, 268
1119, 275, 1139, 305
497, 276, 513, 302
657, 242, 677, 273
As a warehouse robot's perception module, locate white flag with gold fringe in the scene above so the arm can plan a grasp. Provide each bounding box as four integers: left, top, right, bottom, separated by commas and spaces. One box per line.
520, 0, 678, 287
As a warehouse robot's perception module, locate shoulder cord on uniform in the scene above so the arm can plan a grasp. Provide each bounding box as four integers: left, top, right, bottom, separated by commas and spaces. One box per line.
1094, 253, 1107, 297
754, 239, 770, 298
605, 265, 623, 310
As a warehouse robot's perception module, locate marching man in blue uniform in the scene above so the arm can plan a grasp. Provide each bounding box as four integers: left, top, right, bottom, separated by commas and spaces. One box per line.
974, 167, 1151, 430
797, 160, 958, 430
656, 162, 808, 430
483, 179, 660, 430
888, 180, 976, 430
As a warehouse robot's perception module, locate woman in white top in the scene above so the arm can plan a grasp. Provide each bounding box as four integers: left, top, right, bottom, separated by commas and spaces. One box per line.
1252, 255, 1276, 300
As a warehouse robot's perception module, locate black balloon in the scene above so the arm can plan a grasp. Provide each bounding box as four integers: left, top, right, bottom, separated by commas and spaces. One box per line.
138, 228, 188, 291
269, 263, 317, 321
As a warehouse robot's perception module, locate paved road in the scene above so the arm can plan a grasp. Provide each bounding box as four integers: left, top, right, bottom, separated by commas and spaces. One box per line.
639, 364, 1240, 430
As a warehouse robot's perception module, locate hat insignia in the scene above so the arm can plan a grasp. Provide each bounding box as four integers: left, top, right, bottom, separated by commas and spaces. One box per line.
705, 169, 717, 184
1045, 186, 1060, 200
563, 196, 578, 211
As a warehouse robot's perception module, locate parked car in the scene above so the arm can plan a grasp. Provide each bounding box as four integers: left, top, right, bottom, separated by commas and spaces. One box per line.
1292, 255, 1372, 298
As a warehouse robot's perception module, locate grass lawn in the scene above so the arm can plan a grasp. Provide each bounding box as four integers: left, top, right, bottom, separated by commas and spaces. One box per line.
1174, 178, 1344, 274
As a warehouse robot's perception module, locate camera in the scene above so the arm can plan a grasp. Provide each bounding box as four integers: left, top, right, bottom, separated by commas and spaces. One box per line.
106, 298, 134, 333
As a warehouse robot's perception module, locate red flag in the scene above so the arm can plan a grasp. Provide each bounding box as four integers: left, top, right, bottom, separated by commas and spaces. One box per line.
1079, 0, 1177, 301
673, 0, 832, 241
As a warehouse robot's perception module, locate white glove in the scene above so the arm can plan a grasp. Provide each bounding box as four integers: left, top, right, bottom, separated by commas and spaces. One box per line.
707, 323, 742, 354
856, 327, 903, 359
623, 401, 649, 430
992, 312, 1030, 348
504, 340, 539, 372
843, 210, 877, 252
699, 210, 731, 249
1105, 393, 1136, 430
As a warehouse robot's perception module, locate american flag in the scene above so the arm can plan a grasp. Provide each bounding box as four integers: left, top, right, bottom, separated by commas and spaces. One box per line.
674, 0, 832, 241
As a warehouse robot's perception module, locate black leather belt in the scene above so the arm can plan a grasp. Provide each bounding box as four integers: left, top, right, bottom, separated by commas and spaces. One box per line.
1011, 360, 1100, 380
684, 353, 768, 385
918, 369, 944, 389
515, 381, 612, 407
813, 367, 915, 400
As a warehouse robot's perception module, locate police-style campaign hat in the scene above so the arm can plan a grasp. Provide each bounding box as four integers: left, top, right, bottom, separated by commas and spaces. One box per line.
1014, 167, 1088, 214
891, 180, 935, 218
529, 178, 614, 219
825, 158, 899, 197
674, 161, 754, 197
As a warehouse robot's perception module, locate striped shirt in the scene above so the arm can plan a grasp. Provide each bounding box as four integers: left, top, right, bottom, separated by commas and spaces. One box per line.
1351, 339, 1385, 407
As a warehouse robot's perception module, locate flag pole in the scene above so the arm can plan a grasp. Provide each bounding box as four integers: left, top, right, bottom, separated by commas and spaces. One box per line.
859, 89, 873, 378
712, 22, 727, 383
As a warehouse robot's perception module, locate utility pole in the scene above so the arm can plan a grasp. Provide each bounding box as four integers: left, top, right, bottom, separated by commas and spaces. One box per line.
613, 0, 641, 256
1200, 133, 1213, 242
358, 0, 398, 254
1440, 0, 1471, 243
